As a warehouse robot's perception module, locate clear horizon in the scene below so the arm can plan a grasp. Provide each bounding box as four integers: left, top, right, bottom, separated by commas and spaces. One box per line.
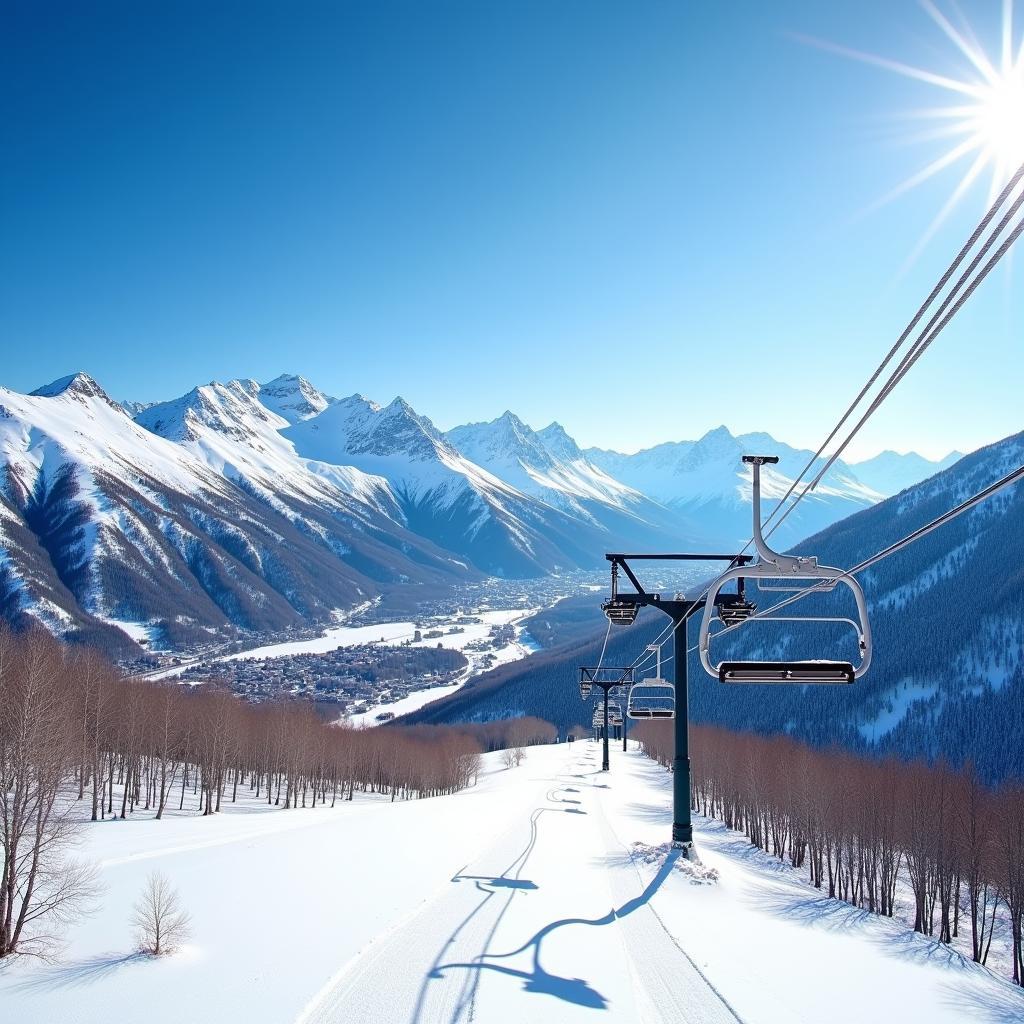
2, 1, 1020, 462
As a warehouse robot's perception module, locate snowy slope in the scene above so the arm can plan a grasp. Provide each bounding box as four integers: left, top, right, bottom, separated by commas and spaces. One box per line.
284, 396, 610, 577
1, 743, 1018, 1024
0, 374, 472, 650
136, 378, 397, 516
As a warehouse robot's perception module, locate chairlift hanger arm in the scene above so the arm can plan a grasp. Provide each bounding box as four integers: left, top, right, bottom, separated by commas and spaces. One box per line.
605, 552, 754, 610
708, 458, 1024, 647
697, 452, 874, 684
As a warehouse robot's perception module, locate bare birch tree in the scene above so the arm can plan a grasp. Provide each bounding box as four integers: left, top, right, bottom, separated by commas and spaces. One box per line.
132, 871, 191, 955
0, 627, 98, 958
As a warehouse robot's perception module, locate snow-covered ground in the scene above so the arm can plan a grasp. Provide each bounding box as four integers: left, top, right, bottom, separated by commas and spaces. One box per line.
96, 616, 163, 648
2, 744, 1021, 1024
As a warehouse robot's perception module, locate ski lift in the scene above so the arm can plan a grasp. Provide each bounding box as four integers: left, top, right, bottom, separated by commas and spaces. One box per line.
603, 600, 638, 627
628, 645, 675, 719
716, 591, 756, 627
698, 455, 872, 685
606, 701, 623, 725
579, 679, 592, 701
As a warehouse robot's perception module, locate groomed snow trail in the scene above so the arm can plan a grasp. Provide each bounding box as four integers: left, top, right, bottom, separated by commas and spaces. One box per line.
298, 744, 739, 1024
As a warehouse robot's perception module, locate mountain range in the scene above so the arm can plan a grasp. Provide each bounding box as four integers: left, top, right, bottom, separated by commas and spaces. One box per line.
0, 370, 960, 652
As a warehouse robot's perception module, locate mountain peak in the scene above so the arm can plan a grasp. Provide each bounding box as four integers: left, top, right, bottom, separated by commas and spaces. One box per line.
30, 372, 119, 408
264, 372, 305, 387
537, 421, 582, 461
700, 424, 736, 444
336, 392, 381, 413
447, 411, 549, 469
385, 396, 416, 416
258, 374, 333, 423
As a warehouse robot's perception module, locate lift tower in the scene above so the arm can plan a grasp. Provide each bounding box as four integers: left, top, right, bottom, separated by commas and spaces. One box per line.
579, 667, 632, 771
595, 551, 752, 848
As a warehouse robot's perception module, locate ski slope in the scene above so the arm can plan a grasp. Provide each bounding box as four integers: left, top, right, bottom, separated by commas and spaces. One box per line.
2, 745, 1020, 1024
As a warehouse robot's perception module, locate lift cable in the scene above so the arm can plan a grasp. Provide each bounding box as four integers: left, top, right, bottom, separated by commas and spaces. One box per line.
792, 201, 1024, 494
615, 159, 1024, 680
592, 616, 612, 678
754, 160, 1024, 547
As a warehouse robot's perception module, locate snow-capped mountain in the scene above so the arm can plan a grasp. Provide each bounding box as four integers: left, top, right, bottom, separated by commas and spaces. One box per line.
284, 396, 608, 576
445, 411, 703, 549
119, 398, 154, 417
850, 449, 963, 497
0, 373, 472, 652
446, 412, 634, 511
136, 378, 397, 516
586, 426, 882, 550
0, 367, 979, 654
256, 373, 334, 423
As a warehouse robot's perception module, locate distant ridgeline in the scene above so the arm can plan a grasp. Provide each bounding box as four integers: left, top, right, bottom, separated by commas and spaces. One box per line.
405, 429, 1024, 784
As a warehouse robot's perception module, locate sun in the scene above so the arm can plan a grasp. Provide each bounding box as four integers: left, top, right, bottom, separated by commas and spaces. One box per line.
798, 0, 1024, 261
973, 72, 1024, 172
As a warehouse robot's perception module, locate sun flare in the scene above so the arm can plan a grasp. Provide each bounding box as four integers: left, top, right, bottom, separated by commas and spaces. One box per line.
803, 0, 1024, 261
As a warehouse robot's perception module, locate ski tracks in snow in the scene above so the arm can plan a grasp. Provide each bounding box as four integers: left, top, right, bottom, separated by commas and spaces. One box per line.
296, 745, 742, 1024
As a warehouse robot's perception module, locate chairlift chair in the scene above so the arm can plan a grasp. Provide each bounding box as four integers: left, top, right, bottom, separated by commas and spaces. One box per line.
603, 600, 638, 627
698, 455, 872, 685
597, 697, 623, 727
579, 679, 592, 701
628, 644, 675, 719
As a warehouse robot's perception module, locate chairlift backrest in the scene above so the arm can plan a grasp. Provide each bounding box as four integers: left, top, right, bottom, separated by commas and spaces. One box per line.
627, 679, 675, 719
626, 644, 675, 719
698, 455, 872, 685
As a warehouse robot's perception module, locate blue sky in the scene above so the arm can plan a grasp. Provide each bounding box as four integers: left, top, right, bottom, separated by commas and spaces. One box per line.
1, 0, 1020, 459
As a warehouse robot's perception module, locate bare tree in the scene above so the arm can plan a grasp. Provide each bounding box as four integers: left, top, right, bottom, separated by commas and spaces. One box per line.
0, 627, 99, 958
501, 746, 525, 768
132, 871, 191, 955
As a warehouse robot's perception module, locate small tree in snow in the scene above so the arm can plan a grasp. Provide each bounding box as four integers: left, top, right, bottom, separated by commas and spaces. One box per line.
501, 746, 526, 769
132, 872, 191, 955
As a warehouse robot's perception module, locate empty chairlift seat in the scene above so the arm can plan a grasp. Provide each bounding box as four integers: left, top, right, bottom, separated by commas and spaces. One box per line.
627, 644, 675, 718
698, 455, 872, 686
